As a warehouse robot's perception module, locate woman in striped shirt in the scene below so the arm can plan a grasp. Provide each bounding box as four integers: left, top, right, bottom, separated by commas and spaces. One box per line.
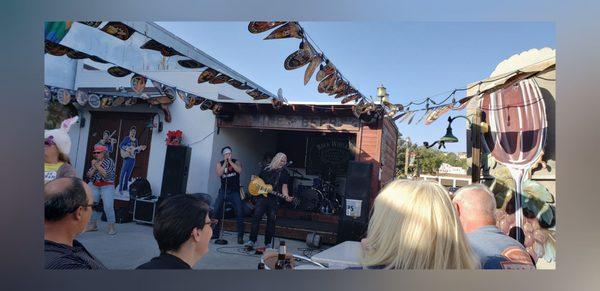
86, 145, 117, 235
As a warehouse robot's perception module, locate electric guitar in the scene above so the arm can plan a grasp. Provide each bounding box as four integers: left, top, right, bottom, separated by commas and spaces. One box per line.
248, 176, 300, 208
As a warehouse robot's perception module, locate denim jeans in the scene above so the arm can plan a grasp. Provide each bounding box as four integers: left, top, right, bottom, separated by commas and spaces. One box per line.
89, 183, 116, 223
118, 158, 135, 192
249, 197, 278, 245
212, 188, 244, 238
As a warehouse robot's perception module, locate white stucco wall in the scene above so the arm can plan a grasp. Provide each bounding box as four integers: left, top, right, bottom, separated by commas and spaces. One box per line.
149, 97, 217, 195
67, 110, 91, 177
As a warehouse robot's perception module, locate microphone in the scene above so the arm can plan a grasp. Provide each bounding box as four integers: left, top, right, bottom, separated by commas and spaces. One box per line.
286, 161, 294, 167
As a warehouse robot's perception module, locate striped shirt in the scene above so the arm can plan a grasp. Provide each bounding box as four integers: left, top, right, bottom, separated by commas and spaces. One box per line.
45, 240, 107, 270
89, 158, 116, 183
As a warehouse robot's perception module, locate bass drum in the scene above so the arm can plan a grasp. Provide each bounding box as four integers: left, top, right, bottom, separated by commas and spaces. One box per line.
297, 186, 320, 212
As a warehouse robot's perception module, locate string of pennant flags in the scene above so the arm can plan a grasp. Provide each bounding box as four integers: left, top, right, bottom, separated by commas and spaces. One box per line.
246, 21, 467, 125
246, 21, 557, 126
247, 21, 369, 107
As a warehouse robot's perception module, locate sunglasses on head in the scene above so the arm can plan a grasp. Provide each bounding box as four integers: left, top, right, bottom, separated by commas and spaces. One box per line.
44, 136, 55, 146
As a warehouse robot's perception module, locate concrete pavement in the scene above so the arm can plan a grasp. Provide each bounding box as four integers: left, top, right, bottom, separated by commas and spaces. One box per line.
77, 221, 324, 269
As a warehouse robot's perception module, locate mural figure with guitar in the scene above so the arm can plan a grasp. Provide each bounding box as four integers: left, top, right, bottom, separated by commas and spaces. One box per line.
118, 126, 147, 193
245, 152, 294, 250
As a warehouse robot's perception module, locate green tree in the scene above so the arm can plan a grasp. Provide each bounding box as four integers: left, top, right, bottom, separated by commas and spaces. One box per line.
396, 136, 468, 177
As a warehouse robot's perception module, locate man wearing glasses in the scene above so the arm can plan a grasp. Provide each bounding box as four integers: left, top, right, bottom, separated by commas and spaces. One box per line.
44, 177, 107, 269
137, 195, 215, 269
86, 145, 117, 235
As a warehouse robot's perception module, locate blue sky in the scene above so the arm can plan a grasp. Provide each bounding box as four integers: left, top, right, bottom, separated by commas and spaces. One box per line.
157, 22, 555, 152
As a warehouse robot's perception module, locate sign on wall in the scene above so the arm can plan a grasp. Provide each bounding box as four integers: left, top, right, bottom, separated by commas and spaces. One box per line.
218, 114, 360, 132
306, 136, 353, 175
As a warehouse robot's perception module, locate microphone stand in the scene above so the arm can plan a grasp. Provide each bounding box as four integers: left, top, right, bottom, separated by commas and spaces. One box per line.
214, 159, 229, 245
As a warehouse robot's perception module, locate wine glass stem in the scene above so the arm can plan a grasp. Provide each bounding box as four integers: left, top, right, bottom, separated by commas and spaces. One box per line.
509, 168, 525, 243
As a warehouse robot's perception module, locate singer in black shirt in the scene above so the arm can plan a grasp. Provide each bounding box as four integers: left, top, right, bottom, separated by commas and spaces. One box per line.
246, 152, 293, 249
212, 146, 245, 244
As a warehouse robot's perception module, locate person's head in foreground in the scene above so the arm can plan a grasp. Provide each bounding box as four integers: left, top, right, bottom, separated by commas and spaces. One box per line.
137, 195, 212, 269
452, 184, 498, 233
44, 177, 106, 269
361, 180, 477, 269
452, 184, 535, 269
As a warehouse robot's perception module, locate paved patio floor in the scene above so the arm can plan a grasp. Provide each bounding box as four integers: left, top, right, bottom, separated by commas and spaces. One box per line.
77, 221, 325, 270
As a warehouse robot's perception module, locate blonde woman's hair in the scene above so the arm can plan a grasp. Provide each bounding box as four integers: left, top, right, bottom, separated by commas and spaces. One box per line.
265, 152, 286, 171
362, 179, 478, 269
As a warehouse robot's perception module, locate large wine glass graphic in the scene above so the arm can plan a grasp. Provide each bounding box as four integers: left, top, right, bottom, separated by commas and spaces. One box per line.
480, 78, 547, 243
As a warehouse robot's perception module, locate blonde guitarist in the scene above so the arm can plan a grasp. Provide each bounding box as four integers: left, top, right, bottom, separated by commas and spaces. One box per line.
118, 126, 146, 194
245, 152, 292, 250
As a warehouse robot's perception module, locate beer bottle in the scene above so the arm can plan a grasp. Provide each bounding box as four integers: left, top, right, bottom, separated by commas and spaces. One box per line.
274, 241, 287, 270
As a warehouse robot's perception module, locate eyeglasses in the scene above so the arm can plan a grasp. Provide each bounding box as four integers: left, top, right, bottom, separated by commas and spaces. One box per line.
44, 136, 55, 147
67, 203, 95, 213
93, 152, 102, 154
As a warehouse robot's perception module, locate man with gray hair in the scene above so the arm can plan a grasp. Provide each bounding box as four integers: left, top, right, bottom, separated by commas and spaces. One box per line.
452, 184, 535, 269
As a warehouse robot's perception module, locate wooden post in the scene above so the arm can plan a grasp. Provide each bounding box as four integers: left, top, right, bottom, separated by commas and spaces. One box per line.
404, 138, 410, 176
471, 109, 482, 183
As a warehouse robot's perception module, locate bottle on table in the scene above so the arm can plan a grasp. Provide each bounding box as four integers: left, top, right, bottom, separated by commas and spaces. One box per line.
274, 241, 291, 270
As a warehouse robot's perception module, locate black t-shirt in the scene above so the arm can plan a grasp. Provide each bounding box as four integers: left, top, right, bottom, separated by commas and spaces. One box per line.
136, 253, 192, 269
220, 159, 240, 190
259, 168, 289, 196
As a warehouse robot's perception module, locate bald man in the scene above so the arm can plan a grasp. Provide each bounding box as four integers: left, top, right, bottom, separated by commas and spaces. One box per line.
452, 184, 535, 270
44, 177, 106, 269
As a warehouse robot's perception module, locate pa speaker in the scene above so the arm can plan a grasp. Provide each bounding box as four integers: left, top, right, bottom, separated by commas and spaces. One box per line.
341, 161, 373, 221
337, 161, 373, 243
160, 145, 192, 196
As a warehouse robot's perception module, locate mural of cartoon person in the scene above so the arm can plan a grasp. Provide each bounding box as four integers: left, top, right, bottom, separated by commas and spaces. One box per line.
118, 126, 146, 193
95, 130, 117, 154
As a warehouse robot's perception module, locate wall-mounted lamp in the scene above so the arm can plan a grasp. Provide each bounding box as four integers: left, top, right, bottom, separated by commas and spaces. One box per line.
150, 113, 164, 133
423, 115, 488, 149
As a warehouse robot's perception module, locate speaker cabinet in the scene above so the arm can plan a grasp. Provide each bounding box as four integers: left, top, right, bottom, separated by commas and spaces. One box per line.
133, 197, 158, 224
160, 145, 192, 196
337, 161, 373, 243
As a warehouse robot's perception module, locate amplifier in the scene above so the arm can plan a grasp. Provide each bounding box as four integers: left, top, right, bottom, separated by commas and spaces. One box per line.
133, 196, 158, 224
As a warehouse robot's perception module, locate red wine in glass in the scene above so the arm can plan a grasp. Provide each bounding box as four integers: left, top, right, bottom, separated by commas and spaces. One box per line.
480, 78, 547, 243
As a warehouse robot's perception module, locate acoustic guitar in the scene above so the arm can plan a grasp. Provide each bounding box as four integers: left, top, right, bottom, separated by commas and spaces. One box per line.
248, 176, 300, 208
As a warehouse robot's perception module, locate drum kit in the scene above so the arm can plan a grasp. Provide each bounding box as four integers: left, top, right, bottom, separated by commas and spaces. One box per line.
290, 168, 341, 215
